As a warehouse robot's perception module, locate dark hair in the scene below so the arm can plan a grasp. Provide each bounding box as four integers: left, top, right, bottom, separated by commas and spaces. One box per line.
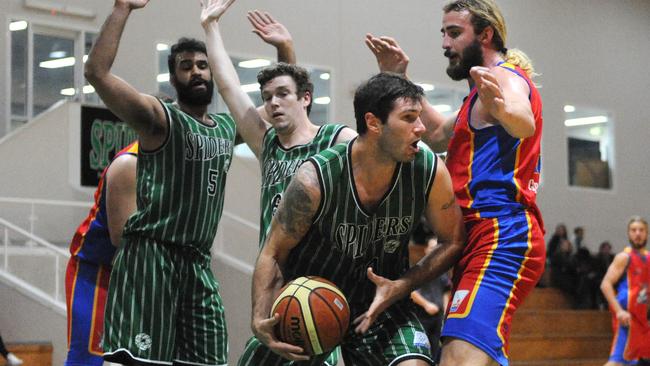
353, 73, 424, 135
257, 62, 314, 115
167, 38, 207, 76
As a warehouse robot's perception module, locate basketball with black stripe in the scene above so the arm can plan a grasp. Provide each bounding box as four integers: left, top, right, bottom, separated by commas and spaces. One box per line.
271, 276, 350, 355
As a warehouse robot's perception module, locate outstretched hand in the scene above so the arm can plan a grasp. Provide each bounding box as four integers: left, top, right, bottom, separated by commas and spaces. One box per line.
252, 313, 310, 361
115, 0, 150, 10
247, 10, 293, 48
365, 34, 410, 75
200, 0, 237, 26
470, 66, 506, 120
353, 268, 405, 334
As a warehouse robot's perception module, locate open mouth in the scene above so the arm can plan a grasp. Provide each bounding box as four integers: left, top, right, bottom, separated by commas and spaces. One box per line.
410, 140, 420, 150
272, 112, 284, 118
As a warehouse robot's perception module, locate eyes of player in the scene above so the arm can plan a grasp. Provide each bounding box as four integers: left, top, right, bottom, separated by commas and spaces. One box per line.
178, 60, 209, 71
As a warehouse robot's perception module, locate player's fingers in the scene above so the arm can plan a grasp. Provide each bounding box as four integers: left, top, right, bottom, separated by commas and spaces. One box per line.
366, 267, 383, 285
250, 10, 266, 25
352, 311, 367, 325
379, 36, 399, 47
247, 12, 264, 28
262, 11, 276, 24
365, 38, 379, 54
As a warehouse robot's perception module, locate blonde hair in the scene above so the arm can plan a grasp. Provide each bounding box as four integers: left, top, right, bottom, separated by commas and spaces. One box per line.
444, 0, 537, 78
628, 216, 648, 230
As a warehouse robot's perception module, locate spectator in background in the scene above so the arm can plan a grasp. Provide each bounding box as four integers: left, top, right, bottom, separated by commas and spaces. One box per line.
594, 241, 615, 310
550, 239, 577, 299
547, 223, 568, 261
0, 333, 23, 366
573, 226, 585, 250
574, 244, 598, 309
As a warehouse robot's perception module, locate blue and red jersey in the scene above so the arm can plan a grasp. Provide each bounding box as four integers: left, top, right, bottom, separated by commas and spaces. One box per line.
446, 62, 543, 229
68, 142, 138, 266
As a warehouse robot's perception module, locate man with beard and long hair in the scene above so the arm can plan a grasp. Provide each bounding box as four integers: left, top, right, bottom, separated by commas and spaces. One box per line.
84, 0, 294, 365
367, 0, 545, 364
601, 217, 650, 366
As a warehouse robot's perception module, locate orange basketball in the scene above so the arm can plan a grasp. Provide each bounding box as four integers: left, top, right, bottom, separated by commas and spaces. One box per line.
271, 276, 350, 355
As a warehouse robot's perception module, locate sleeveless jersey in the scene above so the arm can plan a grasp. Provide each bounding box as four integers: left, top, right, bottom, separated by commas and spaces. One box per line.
614, 246, 650, 360
122, 101, 236, 256
284, 139, 438, 315
446, 62, 543, 227
258, 124, 346, 247
69, 142, 138, 266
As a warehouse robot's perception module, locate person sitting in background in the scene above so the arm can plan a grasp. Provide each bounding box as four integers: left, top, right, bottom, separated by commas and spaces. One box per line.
550, 239, 577, 300
594, 241, 615, 310
547, 223, 568, 261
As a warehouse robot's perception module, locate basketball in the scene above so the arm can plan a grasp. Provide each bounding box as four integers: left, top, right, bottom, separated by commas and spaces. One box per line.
271, 276, 350, 355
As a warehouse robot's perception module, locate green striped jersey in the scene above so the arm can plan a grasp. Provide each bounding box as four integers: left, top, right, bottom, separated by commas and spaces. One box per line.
258, 124, 346, 247
123, 101, 236, 257
284, 138, 438, 315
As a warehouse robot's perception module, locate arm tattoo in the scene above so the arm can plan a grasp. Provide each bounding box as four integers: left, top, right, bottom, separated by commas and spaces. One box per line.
441, 196, 456, 210
276, 168, 319, 240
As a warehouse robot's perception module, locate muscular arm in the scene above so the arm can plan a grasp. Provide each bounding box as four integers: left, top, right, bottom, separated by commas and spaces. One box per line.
601, 252, 630, 325
470, 66, 535, 138
84, 0, 167, 151
251, 162, 321, 360
201, 0, 268, 158
105, 154, 137, 247
334, 127, 358, 144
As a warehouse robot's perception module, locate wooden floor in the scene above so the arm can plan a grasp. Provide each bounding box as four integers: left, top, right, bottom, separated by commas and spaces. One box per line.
510, 287, 612, 366
1, 343, 52, 366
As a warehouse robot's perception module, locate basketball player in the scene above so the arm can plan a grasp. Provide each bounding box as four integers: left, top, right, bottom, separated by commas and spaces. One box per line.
601, 217, 650, 366
64, 142, 137, 366
249, 73, 465, 365
369, 2, 546, 365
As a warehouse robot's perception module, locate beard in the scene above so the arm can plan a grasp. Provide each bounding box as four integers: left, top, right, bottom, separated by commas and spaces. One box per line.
445, 39, 484, 81
174, 76, 214, 106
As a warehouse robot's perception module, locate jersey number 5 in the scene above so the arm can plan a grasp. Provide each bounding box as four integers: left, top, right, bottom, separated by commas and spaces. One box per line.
207, 169, 219, 196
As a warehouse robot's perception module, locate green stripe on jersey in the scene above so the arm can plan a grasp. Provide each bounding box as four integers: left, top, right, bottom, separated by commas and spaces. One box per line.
258, 124, 346, 247
285, 139, 437, 316
123, 101, 236, 256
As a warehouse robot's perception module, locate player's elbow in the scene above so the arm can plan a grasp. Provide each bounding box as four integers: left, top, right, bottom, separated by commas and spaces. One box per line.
84, 61, 107, 85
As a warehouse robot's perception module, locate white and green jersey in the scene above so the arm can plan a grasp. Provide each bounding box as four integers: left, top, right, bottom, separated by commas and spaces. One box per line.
123, 101, 236, 257
285, 139, 438, 315
258, 124, 346, 247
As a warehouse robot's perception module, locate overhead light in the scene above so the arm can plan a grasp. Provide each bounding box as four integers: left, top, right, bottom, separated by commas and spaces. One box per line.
564, 105, 575, 113
564, 115, 608, 127
314, 96, 330, 105
9, 21, 28, 31
156, 43, 169, 51
320, 73, 330, 80
39, 56, 76, 68
238, 59, 271, 69
433, 104, 452, 113
241, 83, 260, 93
60, 85, 95, 96
416, 83, 434, 91
157, 73, 170, 82
589, 127, 602, 136
49, 51, 67, 58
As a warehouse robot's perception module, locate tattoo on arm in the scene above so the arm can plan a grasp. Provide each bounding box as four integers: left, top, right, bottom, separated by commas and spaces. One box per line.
441, 197, 456, 210
276, 168, 319, 240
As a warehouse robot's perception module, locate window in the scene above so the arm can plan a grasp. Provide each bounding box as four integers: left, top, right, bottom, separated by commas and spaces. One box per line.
8, 20, 97, 130
565, 105, 613, 189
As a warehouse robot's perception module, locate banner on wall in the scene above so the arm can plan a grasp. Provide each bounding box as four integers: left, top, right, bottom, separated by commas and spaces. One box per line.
80, 105, 137, 187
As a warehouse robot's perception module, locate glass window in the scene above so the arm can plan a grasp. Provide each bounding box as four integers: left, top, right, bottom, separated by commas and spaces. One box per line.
565, 105, 613, 189
33, 32, 75, 115
10, 20, 28, 128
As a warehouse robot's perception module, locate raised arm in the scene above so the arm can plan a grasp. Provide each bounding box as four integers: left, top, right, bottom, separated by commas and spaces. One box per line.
84, 0, 167, 151
365, 34, 455, 152
247, 10, 295, 64
354, 157, 465, 333
201, 0, 268, 158
470, 66, 535, 138
105, 153, 137, 247
600, 252, 630, 326
251, 162, 321, 361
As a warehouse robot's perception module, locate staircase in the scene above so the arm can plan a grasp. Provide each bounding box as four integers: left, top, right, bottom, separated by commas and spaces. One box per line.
510, 288, 612, 366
